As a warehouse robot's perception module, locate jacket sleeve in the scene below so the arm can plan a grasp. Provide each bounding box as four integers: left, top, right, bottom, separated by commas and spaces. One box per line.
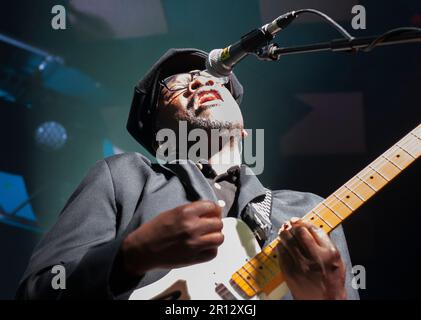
329, 224, 360, 300
16, 159, 140, 299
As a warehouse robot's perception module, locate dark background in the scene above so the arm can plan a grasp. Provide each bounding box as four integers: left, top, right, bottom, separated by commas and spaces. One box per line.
0, 0, 420, 299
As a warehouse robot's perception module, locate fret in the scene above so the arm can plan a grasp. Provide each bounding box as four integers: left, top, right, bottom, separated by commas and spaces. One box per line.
265, 241, 280, 255
356, 174, 377, 191
368, 164, 390, 182
396, 145, 416, 160
249, 256, 273, 280
311, 210, 333, 228
344, 183, 365, 201
382, 151, 404, 170
241, 263, 266, 288
303, 212, 312, 222
239, 265, 259, 286
410, 131, 420, 140
321, 201, 344, 220
357, 167, 388, 191
242, 266, 266, 292
314, 205, 342, 227
307, 215, 333, 233
346, 178, 375, 200
325, 195, 352, 218
321, 200, 344, 219
260, 247, 279, 265
381, 154, 402, 170
266, 242, 280, 253
231, 272, 256, 297
256, 252, 278, 275
374, 156, 401, 180
383, 145, 415, 170
333, 194, 354, 218
259, 242, 285, 295
238, 267, 260, 291
335, 186, 364, 210
231, 246, 282, 294
263, 243, 281, 268
398, 136, 420, 159
256, 253, 279, 286
399, 134, 417, 148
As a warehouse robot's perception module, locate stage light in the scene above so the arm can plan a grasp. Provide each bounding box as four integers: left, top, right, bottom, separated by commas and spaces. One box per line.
34, 121, 68, 151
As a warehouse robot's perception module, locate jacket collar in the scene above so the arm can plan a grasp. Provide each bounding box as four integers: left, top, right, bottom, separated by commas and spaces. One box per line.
158, 160, 217, 202
157, 160, 266, 215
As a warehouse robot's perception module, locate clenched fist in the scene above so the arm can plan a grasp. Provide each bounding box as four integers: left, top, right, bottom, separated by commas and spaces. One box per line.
120, 200, 224, 277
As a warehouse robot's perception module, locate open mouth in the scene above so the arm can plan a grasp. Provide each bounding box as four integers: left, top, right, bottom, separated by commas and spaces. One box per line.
197, 90, 223, 106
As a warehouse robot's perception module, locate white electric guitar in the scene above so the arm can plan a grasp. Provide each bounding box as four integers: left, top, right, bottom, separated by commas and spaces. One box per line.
129, 124, 421, 300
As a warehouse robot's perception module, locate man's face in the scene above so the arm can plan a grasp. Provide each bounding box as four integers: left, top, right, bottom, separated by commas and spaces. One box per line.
156, 70, 244, 133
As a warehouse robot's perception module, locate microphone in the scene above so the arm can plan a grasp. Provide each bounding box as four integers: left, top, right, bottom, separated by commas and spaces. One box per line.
206, 11, 297, 77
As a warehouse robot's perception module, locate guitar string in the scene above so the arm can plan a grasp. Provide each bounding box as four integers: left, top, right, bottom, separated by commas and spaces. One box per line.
308, 132, 420, 227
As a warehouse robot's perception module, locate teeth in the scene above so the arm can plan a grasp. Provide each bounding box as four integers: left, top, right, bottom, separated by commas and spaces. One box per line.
195, 91, 222, 110
199, 92, 219, 103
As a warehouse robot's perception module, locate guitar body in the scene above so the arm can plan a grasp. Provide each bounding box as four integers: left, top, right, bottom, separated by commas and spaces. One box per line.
129, 218, 290, 300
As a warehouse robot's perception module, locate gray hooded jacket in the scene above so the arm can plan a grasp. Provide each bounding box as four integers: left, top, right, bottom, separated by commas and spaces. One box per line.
16, 152, 359, 300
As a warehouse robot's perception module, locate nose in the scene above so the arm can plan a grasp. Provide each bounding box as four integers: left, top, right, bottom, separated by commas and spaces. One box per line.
188, 76, 215, 92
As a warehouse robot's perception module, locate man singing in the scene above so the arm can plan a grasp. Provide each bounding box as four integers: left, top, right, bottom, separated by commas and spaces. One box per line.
17, 48, 359, 300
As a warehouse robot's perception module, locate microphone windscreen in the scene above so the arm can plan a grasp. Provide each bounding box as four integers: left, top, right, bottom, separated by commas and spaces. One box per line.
206, 49, 233, 77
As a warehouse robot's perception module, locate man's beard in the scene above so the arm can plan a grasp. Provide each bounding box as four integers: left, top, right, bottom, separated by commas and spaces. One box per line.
179, 110, 244, 133
154, 110, 244, 161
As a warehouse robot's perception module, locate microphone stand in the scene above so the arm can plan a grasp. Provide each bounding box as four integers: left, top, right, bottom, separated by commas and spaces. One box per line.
257, 29, 421, 60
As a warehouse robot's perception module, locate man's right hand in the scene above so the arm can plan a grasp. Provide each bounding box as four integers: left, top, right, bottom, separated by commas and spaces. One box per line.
120, 200, 224, 277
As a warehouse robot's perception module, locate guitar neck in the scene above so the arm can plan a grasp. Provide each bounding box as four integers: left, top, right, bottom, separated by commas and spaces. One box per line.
302, 122, 421, 231
231, 123, 421, 298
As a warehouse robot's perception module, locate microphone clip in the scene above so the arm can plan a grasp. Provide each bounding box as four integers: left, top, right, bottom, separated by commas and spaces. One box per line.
255, 43, 281, 61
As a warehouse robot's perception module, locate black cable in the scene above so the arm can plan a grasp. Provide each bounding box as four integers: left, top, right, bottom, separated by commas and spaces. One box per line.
262, 9, 421, 60
294, 9, 355, 41
362, 27, 421, 52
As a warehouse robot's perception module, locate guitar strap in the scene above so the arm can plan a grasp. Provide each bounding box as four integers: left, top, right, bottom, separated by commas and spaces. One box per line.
241, 188, 273, 246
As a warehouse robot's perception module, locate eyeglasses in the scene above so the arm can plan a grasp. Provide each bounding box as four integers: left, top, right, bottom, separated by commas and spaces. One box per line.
159, 70, 229, 92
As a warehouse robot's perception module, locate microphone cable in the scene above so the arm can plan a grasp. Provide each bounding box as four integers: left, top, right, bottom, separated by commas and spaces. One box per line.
292, 8, 355, 41
260, 10, 421, 59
